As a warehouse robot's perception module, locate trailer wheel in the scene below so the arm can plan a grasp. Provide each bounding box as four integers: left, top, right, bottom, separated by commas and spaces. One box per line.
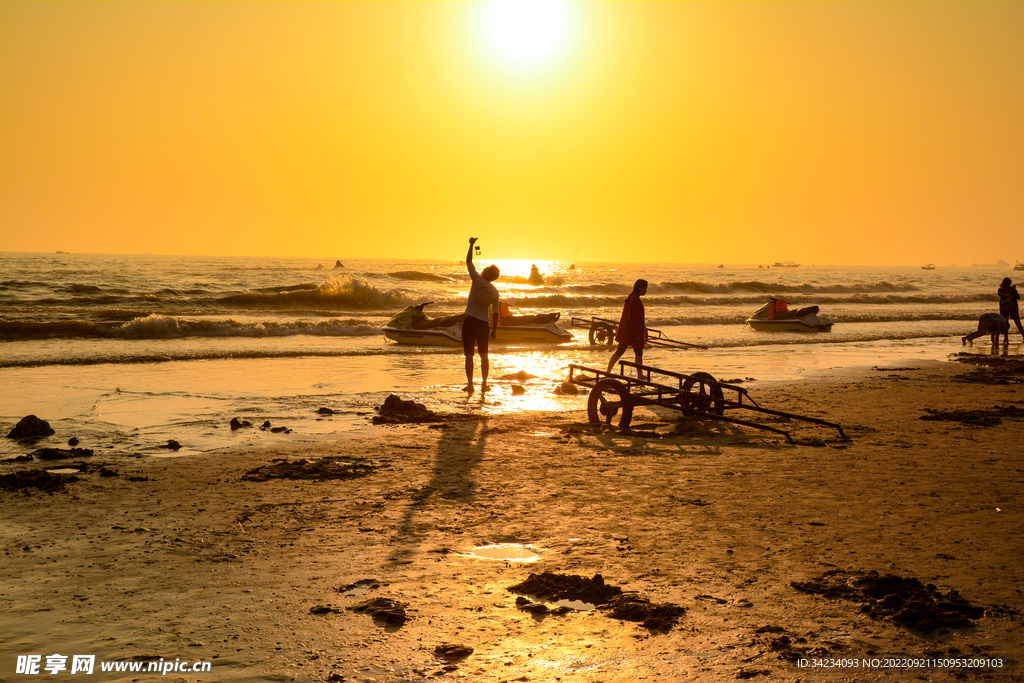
588, 322, 615, 347
681, 371, 725, 416
587, 378, 633, 429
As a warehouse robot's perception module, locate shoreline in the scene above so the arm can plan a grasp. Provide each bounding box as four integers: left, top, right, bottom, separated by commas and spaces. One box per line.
2, 357, 1023, 681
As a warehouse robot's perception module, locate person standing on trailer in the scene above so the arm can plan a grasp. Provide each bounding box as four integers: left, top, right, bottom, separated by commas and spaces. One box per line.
606, 279, 648, 375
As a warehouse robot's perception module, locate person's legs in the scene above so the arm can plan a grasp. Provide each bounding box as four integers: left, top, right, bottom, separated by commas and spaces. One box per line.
1010, 311, 1024, 338
462, 319, 476, 393
478, 327, 490, 392
633, 346, 644, 376
607, 343, 628, 373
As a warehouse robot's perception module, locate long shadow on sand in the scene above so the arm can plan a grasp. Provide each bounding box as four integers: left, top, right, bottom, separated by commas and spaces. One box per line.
385, 413, 488, 566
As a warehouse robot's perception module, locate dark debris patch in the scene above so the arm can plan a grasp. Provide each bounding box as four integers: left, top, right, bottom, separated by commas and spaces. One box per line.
241, 456, 377, 482
32, 447, 95, 460
791, 569, 984, 633
952, 354, 1024, 385
508, 572, 685, 632
0, 469, 78, 493
372, 394, 444, 424
347, 597, 409, 625
920, 405, 1024, 427
602, 593, 686, 631
509, 572, 622, 605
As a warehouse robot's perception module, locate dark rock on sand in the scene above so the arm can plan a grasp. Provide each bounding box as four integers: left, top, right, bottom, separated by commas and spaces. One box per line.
347, 597, 409, 625
68, 437, 79, 446
792, 568, 985, 632
334, 260, 344, 268
32, 447, 94, 460
433, 643, 474, 661
316, 407, 337, 415
7, 415, 55, 440
0, 469, 78, 493
241, 456, 376, 482
270, 426, 290, 433
260, 421, 272, 430
230, 418, 252, 430
162, 440, 181, 451
372, 394, 443, 424
309, 604, 343, 615
555, 381, 579, 395
509, 572, 622, 605
509, 572, 685, 631
498, 370, 538, 381
600, 593, 686, 631
511, 384, 526, 395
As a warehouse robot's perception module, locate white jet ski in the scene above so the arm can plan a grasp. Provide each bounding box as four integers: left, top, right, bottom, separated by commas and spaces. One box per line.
382, 302, 573, 346
746, 297, 834, 332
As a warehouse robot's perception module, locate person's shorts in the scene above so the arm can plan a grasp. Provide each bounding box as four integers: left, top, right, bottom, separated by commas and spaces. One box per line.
462, 316, 490, 356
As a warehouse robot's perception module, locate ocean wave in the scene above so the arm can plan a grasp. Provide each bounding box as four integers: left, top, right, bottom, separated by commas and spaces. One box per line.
218, 277, 411, 310
0, 347, 397, 369
388, 271, 452, 282
0, 315, 382, 341
657, 280, 921, 294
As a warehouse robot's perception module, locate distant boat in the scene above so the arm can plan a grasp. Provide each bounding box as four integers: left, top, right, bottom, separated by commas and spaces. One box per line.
772, 261, 800, 268
921, 264, 936, 270
1015, 262, 1024, 271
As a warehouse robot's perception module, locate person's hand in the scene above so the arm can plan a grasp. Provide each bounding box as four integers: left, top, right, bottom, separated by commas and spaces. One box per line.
469, 237, 478, 245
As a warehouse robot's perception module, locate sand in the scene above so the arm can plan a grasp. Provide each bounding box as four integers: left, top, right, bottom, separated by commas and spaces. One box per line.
2, 356, 1023, 682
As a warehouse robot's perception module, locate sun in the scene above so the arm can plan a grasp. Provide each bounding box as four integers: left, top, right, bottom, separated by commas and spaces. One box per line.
478, 0, 573, 69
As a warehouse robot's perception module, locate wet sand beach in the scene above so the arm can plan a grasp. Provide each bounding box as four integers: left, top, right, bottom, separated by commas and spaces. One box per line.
2, 357, 1023, 682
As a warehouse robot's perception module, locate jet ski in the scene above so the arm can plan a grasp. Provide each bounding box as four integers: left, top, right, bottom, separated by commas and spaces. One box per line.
382, 302, 573, 346
746, 297, 834, 332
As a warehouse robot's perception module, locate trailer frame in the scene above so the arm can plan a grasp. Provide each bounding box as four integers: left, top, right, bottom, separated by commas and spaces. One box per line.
568, 361, 847, 444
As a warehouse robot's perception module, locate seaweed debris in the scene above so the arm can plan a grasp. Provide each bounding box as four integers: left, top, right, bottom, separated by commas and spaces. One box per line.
792, 569, 984, 633
241, 456, 377, 482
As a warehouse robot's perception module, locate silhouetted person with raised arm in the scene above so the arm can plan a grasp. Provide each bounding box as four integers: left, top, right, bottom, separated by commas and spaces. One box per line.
607, 279, 648, 375
462, 237, 500, 395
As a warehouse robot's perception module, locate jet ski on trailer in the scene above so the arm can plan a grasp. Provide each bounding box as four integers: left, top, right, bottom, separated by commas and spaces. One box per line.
745, 297, 834, 332
382, 302, 573, 346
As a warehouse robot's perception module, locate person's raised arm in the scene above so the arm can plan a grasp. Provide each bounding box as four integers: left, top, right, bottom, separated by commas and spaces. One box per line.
467, 237, 477, 268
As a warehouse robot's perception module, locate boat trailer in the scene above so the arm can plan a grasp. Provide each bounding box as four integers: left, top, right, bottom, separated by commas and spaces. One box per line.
568, 361, 847, 444
569, 316, 707, 350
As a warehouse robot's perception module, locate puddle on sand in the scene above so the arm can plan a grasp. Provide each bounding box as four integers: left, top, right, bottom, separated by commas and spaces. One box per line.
457, 543, 540, 562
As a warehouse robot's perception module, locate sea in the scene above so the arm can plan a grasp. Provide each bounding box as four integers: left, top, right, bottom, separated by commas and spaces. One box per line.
2, 251, 1020, 458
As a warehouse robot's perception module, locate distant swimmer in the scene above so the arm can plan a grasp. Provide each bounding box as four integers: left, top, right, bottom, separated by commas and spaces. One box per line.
528, 264, 544, 285
962, 313, 1009, 346
462, 237, 500, 395
998, 277, 1023, 339
606, 279, 648, 376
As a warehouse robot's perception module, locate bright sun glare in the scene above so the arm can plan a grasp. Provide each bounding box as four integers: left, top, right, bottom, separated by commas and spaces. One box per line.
479, 0, 572, 69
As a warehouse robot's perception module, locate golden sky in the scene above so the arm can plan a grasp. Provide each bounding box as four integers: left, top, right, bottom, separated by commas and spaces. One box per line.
2, 1, 1022, 266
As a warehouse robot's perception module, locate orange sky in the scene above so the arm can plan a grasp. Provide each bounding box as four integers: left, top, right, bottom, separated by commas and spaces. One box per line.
2, 1, 1022, 266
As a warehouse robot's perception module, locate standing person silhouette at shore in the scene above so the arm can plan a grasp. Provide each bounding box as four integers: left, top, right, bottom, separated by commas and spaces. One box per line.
998, 277, 1023, 340
462, 237, 500, 395
607, 279, 648, 375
